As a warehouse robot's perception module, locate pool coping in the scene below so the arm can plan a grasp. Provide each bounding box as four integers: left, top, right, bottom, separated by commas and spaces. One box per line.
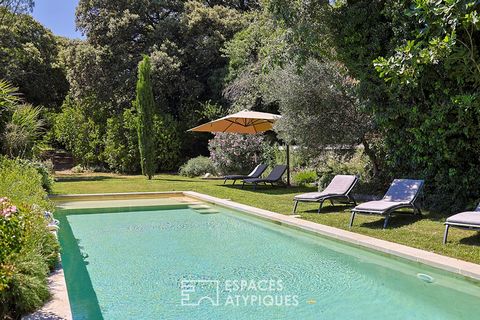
48, 191, 480, 318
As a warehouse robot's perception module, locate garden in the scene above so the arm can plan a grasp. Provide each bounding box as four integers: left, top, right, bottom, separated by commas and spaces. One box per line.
1, 0, 480, 318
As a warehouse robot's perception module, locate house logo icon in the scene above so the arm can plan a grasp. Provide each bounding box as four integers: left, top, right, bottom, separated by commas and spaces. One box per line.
180, 280, 220, 306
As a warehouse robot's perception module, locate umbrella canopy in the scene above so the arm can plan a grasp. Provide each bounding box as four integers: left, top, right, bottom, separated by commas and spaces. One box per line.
189, 110, 281, 134
189, 110, 291, 186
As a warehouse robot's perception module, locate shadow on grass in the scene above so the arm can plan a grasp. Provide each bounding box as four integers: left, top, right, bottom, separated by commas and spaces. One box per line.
55, 175, 120, 182
458, 232, 480, 246
154, 177, 200, 183
298, 204, 355, 214
219, 184, 312, 196
357, 213, 423, 229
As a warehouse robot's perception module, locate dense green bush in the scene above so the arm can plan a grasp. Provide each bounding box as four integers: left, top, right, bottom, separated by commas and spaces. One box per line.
54, 99, 102, 167
17, 159, 55, 193
0, 157, 59, 319
179, 156, 217, 177
293, 169, 318, 187
154, 114, 182, 172
316, 149, 371, 191
104, 108, 141, 174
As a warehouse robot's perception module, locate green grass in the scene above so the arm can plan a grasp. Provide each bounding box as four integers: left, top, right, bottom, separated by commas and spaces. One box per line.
53, 173, 480, 264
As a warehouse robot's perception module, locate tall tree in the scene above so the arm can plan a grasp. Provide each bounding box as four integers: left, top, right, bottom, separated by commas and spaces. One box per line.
135, 56, 156, 180
0, 9, 68, 108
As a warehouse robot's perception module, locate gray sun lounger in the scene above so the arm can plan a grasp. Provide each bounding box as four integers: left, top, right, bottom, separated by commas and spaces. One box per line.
350, 179, 424, 228
223, 164, 268, 185
443, 203, 480, 244
242, 165, 287, 190
292, 175, 359, 214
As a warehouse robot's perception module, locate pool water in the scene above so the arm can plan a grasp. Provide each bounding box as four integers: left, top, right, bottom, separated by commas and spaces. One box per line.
57, 204, 480, 320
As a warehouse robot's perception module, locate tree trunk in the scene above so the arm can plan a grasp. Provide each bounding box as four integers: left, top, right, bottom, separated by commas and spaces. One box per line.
361, 137, 380, 177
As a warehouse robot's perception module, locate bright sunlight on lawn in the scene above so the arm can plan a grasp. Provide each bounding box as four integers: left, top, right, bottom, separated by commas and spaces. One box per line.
54, 172, 480, 265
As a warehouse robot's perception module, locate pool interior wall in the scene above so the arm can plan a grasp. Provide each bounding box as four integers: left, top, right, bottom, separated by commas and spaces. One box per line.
56, 199, 480, 320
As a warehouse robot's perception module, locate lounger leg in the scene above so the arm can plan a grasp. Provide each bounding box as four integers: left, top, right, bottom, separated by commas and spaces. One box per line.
293, 201, 298, 214
254, 183, 257, 191
224, 178, 227, 184
443, 225, 450, 245
349, 211, 356, 227
383, 214, 390, 229
318, 201, 324, 214
232, 180, 236, 186
414, 204, 422, 215
351, 195, 357, 206
329, 199, 335, 207
242, 182, 245, 189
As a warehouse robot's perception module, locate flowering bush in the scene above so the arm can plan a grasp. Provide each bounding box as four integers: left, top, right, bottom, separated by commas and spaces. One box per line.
0, 198, 22, 263
208, 133, 267, 174
0, 158, 59, 318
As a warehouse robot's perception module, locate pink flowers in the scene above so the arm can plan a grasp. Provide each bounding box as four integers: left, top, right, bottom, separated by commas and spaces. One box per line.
0, 197, 17, 219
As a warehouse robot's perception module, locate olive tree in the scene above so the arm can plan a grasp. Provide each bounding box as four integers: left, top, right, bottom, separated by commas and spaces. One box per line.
267, 59, 378, 174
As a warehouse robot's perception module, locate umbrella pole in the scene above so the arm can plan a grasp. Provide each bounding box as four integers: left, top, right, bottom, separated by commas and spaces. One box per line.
286, 144, 290, 186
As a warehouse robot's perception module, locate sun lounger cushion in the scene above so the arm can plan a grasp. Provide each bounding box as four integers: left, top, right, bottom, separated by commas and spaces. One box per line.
382, 179, 424, 202
354, 200, 410, 212
294, 175, 357, 200
446, 212, 480, 226
294, 191, 331, 200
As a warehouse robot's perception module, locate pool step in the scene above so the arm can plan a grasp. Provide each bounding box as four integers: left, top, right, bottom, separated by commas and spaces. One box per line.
189, 204, 211, 210
195, 208, 219, 214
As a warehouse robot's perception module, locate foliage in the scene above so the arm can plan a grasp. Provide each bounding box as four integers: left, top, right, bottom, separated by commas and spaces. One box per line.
179, 156, 217, 177
316, 149, 372, 191
104, 108, 140, 174
292, 169, 318, 187
208, 133, 266, 174
0, 157, 59, 319
135, 56, 157, 179
0, 9, 68, 108
264, 0, 480, 211
54, 97, 102, 167
3, 104, 44, 158
63, 0, 252, 162
154, 113, 181, 172
16, 159, 55, 193
267, 59, 372, 147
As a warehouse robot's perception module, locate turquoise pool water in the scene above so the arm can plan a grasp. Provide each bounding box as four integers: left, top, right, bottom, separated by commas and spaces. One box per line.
58, 204, 480, 320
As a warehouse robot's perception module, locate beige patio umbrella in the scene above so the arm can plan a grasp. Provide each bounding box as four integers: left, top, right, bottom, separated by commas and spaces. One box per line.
189, 109, 291, 185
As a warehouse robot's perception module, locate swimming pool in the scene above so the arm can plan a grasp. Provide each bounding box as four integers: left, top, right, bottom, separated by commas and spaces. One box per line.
57, 198, 480, 320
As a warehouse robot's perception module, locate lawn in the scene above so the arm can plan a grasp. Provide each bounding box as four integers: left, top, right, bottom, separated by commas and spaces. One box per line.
53, 173, 480, 264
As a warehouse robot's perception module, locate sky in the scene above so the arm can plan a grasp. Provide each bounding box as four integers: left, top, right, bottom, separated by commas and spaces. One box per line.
32, 0, 84, 39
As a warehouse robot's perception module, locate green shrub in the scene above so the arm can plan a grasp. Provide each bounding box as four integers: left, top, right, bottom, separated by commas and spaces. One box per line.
316, 149, 371, 190
179, 156, 216, 177
293, 169, 318, 186
0, 157, 59, 318
17, 159, 55, 193
104, 109, 140, 174
0, 249, 50, 318
154, 113, 181, 172
54, 97, 102, 167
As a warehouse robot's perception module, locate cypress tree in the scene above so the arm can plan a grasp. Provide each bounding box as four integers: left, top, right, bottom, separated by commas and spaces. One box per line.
135, 55, 156, 179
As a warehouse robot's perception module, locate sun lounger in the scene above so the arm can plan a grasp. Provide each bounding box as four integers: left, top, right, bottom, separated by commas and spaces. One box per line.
292, 175, 358, 214
242, 165, 287, 190
349, 179, 424, 228
443, 203, 480, 244
223, 164, 268, 185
